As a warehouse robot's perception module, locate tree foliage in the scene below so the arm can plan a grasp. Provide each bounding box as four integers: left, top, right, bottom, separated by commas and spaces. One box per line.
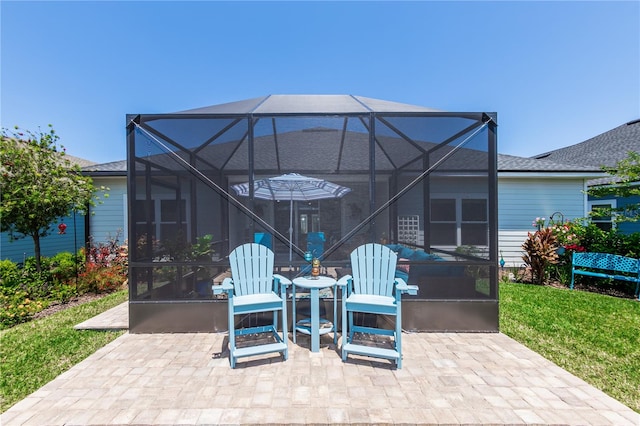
587, 151, 640, 223
0, 125, 97, 271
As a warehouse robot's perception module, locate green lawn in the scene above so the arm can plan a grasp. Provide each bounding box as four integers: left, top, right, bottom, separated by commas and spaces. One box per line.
0, 290, 127, 412
500, 282, 640, 413
1, 285, 639, 414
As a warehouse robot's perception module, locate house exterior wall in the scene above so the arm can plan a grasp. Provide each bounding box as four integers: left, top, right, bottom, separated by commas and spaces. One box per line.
1, 213, 86, 264
498, 177, 588, 267
89, 177, 127, 245
85, 175, 594, 269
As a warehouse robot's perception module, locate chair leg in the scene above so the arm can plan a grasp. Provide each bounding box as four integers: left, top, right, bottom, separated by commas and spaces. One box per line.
396, 303, 402, 369
228, 312, 236, 369
341, 304, 348, 362
281, 304, 289, 361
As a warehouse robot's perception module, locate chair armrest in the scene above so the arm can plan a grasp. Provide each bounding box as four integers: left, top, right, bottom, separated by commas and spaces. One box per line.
273, 274, 292, 286
336, 275, 352, 287
395, 278, 418, 296
212, 278, 234, 295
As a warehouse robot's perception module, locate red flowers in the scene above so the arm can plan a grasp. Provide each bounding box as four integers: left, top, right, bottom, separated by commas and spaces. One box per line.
564, 244, 586, 252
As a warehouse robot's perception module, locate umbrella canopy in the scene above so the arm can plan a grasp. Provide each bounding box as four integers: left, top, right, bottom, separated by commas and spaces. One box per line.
231, 173, 351, 264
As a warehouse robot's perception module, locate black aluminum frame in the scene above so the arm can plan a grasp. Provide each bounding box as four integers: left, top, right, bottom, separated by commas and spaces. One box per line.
126, 103, 499, 333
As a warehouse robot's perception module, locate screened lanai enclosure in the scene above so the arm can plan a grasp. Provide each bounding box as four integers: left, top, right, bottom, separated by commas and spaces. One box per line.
127, 95, 498, 333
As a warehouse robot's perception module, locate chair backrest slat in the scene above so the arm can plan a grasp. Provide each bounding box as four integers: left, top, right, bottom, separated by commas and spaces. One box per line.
351, 243, 397, 296
229, 243, 275, 296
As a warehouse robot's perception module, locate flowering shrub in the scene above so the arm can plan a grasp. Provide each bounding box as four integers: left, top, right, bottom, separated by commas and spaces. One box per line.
528, 216, 639, 294
78, 233, 128, 294
86, 232, 127, 268
532, 217, 546, 230
550, 221, 584, 252
0, 232, 129, 329
563, 244, 586, 253
0, 289, 45, 328
77, 262, 127, 294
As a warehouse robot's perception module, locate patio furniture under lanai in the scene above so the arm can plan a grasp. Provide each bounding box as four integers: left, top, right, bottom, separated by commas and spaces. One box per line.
213, 243, 291, 368
126, 94, 498, 334
339, 243, 417, 368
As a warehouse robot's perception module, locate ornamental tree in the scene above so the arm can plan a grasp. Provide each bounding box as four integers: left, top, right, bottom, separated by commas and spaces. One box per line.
587, 151, 640, 223
1, 125, 99, 272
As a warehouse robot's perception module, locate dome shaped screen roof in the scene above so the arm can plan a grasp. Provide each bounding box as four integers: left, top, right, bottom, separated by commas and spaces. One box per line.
176, 94, 442, 115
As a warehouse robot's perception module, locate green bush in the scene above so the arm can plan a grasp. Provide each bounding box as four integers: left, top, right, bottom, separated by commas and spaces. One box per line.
0, 259, 47, 328
0, 288, 46, 328
0, 259, 20, 289
50, 251, 82, 285
0, 234, 129, 330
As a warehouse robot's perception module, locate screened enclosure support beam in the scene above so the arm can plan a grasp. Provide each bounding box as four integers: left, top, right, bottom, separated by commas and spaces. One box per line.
422, 153, 431, 252
357, 116, 398, 170
220, 129, 250, 171
248, 115, 256, 235
487, 116, 499, 299
336, 117, 349, 172
131, 121, 301, 257
426, 119, 485, 156
271, 118, 282, 173
368, 112, 377, 242
376, 116, 430, 155
323, 119, 493, 260
193, 117, 244, 154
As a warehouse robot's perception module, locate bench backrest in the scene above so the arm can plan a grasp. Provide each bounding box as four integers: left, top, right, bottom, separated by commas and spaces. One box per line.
572, 252, 639, 273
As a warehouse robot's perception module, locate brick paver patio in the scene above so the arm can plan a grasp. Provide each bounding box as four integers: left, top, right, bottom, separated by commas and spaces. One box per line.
2, 303, 638, 425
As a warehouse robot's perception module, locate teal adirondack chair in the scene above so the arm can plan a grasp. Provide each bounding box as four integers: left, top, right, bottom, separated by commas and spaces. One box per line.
213, 243, 291, 368
338, 243, 418, 368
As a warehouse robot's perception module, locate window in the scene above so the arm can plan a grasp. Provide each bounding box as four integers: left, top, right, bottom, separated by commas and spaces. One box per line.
135, 198, 189, 242
430, 200, 456, 245
589, 200, 615, 231
430, 197, 488, 247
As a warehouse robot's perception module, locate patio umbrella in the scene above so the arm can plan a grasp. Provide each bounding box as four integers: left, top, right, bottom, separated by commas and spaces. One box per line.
231, 173, 351, 265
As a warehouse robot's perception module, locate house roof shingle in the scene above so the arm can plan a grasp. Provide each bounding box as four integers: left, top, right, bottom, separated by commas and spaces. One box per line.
533, 119, 640, 168
83, 154, 603, 176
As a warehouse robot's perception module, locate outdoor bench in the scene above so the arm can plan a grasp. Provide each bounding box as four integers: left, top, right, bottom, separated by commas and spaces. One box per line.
571, 252, 640, 300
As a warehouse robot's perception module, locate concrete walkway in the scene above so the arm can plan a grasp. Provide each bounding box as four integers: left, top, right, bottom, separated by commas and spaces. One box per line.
74, 302, 129, 331
2, 304, 639, 425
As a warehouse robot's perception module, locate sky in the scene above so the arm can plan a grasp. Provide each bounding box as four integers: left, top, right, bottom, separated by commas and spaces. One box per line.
1, 1, 638, 165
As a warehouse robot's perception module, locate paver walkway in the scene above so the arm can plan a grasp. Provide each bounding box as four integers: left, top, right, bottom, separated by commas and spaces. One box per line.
2, 303, 639, 425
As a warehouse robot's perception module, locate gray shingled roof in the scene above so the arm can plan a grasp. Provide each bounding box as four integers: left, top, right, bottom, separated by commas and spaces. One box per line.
533, 119, 640, 168
82, 160, 127, 175
83, 154, 602, 175
65, 154, 97, 168
497, 154, 601, 173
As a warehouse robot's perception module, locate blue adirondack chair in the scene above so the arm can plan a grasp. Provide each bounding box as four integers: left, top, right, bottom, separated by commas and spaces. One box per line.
254, 232, 272, 250
338, 243, 418, 368
213, 243, 291, 368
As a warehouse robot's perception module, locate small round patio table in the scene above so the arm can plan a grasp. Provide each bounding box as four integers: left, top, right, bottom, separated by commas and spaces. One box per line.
291, 275, 338, 352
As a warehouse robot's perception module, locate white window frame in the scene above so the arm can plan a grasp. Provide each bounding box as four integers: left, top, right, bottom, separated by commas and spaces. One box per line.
588, 199, 616, 230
